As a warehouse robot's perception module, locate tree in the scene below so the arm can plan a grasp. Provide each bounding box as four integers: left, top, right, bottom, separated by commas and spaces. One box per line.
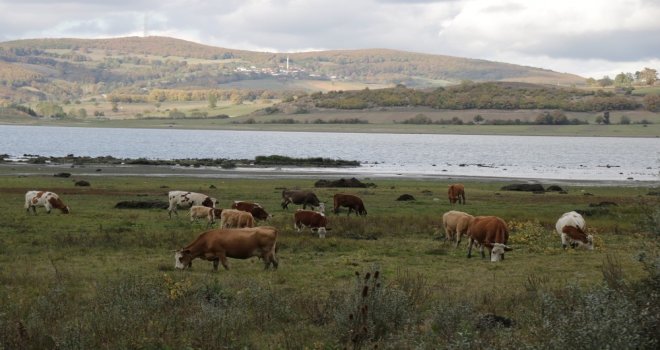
595, 115, 605, 124
585, 77, 597, 86
597, 76, 613, 87
208, 93, 217, 108
473, 114, 484, 124
614, 73, 633, 86
619, 115, 631, 124
111, 102, 119, 113
639, 67, 658, 85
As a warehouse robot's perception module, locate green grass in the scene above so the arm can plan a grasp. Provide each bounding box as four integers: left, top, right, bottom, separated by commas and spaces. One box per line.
0, 174, 658, 348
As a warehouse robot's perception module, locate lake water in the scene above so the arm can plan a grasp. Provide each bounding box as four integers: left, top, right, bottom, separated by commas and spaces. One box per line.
0, 125, 658, 181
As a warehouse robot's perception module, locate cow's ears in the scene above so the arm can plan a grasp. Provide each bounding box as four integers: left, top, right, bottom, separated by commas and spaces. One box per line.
504, 245, 513, 251
325, 228, 332, 231
484, 243, 494, 248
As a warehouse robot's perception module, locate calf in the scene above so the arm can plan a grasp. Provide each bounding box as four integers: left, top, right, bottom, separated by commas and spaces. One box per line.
174, 227, 278, 271
448, 184, 466, 205
167, 191, 218, 218
333, 193, 367, 216
231, 201, 272, 221
189, 205, 222, 226
555, 211, 593, 250
442, 210, 474, 247
467, 216, 511, 262
25, 191, 70, 214
294, 209, 330, 238
220, 209, 255, 229
281, 189, 321, 210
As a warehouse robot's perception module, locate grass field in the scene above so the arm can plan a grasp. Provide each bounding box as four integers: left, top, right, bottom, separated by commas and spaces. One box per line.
0, 173, 658, 348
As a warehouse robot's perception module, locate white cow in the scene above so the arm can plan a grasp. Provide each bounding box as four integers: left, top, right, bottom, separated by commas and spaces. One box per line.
555, 211, 593, 250
25, 191, 70, 214
168, 191, 217, 218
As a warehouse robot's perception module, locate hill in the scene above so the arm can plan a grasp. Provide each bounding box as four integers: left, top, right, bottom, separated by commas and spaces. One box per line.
0, 36, 585, 105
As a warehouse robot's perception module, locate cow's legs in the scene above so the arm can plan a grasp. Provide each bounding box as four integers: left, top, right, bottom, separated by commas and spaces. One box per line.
480, 245, 485, 259
560, 233, 568, 249
467, 238, 474, 258
455, 231, 462, 248
219, 253, 229, 270
212, 258, 220, 271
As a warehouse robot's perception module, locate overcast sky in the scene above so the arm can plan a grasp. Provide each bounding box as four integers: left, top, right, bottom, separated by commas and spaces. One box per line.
1, 0, 658, 78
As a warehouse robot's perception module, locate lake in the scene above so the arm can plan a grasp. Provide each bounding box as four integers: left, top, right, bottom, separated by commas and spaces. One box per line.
0, 125, 658, 181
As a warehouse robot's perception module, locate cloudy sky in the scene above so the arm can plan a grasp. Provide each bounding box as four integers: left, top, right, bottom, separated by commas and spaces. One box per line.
1, 0, 658, 78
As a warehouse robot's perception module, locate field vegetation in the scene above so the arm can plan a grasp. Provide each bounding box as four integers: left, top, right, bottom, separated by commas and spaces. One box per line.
0, 174, 658, 348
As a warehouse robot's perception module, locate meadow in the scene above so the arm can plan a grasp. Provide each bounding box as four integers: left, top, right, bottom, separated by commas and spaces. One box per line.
0, 173, 658, 349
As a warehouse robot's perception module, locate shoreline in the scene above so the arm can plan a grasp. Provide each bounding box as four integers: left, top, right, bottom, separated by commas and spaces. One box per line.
1, 163, 657, 187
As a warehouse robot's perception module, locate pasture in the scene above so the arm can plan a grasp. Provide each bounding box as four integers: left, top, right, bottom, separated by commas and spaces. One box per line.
0, 174, 658, 349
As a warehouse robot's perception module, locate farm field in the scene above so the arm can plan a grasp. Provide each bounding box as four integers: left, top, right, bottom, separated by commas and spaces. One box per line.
0, 172, 658, 348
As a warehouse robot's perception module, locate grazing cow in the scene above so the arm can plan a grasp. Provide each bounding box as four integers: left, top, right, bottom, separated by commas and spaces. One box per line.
555, 211, 593, 250
174, 226, 278, 271
442, 210, 474, 247
24, 191, 70, 214
467, 216, 511, 262
231, 201, 272, 221
189, 205, 222, 226
220, 209, 255, 229
294, 209, 330, 238
448, 184, 466, 205
281, 189, 321, 210
167, 191, 218, 218
333, 193, 367, 216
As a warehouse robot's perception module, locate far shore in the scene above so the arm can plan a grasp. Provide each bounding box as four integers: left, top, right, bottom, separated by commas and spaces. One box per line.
1, 162, 657, 188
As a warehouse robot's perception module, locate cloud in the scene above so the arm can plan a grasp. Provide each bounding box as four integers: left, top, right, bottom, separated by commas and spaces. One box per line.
0, 0, 657, 77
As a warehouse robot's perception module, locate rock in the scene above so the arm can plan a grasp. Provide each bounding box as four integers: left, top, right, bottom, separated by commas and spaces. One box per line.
114, 200, 169, 209
546, 185, 564, 192
500, 184, 545, 192
74, 180, 90, 187
314, 177, 375, 188
396, 194, 415, 201
476, 314, 515, 329
589, 201, 618, 207
53, 172, 71, 178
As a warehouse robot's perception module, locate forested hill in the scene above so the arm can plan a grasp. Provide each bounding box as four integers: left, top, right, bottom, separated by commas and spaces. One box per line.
0, 36, 584, 98
270, 82, 656, 113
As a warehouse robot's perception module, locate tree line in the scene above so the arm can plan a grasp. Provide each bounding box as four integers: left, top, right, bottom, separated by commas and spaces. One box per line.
309, 82, 653, 112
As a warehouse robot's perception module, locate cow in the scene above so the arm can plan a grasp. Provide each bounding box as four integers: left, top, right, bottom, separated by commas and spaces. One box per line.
466, 216, 511, 262
555, 211, 593, 250
281, 189, 321, 210
189, 205, 222, 227
448, 184, 466, 205
231, 201, 272, 221
442, 210, 474, 247
220, 209, 255, 229
174, 226, 278, 271
333, 193, 367, 216
294, 209, 330, 238
167, 191, 218, 218
25, 191, 70, 214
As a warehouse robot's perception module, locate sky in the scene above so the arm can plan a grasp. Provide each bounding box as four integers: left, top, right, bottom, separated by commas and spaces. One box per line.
0, 0, 658, 78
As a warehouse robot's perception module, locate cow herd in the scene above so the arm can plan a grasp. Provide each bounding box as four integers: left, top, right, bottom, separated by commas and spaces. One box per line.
23, 182, 594, 271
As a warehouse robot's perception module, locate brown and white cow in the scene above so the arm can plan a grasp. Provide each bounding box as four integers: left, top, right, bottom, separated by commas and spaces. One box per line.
174, 226, 278, 271
333, 193, 367, 216
294, 209, 330, 238
442, 210, 474, 248
555, 211, 593, 250
167, 191, 218, 218
231, 201, 272, 221
281, 189, 321, 210
220, 209, 255, 229
466, 216, 511, 262
448, 184, 466, 205
24, 191, 70, 214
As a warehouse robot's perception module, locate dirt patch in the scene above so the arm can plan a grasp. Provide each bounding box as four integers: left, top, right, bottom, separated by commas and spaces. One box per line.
114, 200, 169, 209
314, 177, 375, 188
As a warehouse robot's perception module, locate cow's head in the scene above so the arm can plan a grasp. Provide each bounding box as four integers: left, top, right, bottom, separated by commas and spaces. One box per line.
316, 202, 326, 214
61, 206, 71, 214
252, 207, 271, 220
174, 249, 193, 269
489, 243, 512, 262
575, 234, 594, 250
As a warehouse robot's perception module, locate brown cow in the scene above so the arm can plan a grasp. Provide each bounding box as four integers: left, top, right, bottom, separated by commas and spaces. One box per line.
448, 184, 466, 205
294, 209, 330, 238
231, 201, 272, 221
220, 209, 255, 229
466, 216, 511, 262
174, 226, 278, 271
333, 193, 367, 216
281, 189, 321, 210
442, 210, 474, 247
